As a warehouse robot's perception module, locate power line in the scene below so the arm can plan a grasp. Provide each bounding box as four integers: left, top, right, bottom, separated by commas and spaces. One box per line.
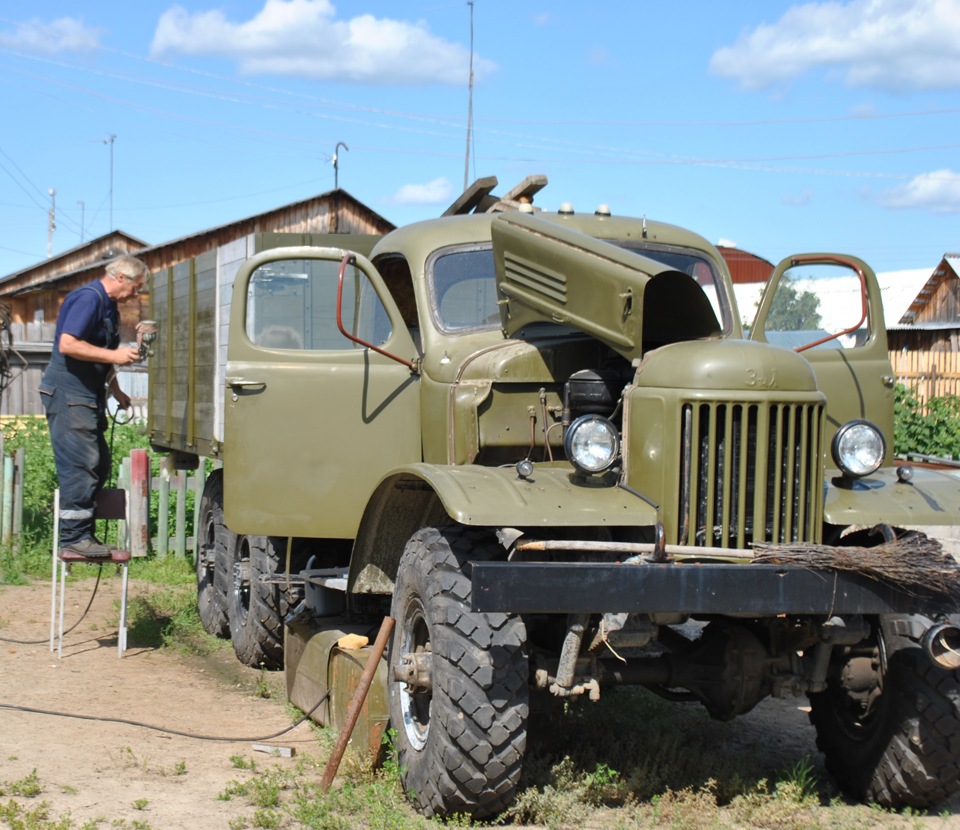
2, 55, 951, 183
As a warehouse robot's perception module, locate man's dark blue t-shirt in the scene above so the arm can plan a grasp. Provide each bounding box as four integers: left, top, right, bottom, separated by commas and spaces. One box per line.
44, 281, 120, 398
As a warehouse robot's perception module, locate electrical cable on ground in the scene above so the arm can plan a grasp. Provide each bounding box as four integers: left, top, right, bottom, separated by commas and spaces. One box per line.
0, 690, 329, 744
1, 402, 330, 745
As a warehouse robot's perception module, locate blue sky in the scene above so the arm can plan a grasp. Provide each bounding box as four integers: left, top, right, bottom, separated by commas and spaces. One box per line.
1, 0, 958, 279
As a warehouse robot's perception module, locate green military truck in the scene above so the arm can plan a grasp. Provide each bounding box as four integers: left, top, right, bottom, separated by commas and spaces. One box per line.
147, 177, 960, 818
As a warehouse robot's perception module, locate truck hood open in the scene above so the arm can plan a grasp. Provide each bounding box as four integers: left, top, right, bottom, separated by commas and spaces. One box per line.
492, 213, 717, 362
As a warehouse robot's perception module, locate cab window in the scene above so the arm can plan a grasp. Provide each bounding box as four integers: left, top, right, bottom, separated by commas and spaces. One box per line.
246, 258, 391, 350
762, 263, 869, 351
427, 246, 500, 333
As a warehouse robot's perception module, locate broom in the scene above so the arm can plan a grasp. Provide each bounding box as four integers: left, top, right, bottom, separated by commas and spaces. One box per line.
751, 531, 960, 597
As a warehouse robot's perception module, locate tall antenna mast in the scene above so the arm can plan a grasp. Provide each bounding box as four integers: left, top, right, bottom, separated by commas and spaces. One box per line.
463, 1, 474, 191
104, 134, 116, 230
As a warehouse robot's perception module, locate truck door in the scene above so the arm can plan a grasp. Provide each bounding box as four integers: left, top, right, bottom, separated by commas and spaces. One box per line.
750, 254, 895, 462
223, 247, 420, 538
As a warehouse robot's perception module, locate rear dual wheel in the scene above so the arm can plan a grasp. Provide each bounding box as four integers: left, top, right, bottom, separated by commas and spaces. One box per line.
196, 471, 231, 637
229, 534, 305, 669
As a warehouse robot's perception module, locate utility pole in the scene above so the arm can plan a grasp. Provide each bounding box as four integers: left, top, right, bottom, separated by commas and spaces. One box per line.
77, 200, 85, 243
463, 0, 475, 191
333, 142, 348, 189
46, 188, 56, 258
104, 134, 116, 230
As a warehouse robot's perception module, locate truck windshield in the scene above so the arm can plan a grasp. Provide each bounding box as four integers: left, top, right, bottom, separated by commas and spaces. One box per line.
613, 242, 732, 333
427, 240, 732, 335
428, 246, 501, 333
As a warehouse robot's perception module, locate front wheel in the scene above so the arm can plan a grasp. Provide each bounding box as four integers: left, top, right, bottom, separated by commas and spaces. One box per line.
809, 615, 960, 808
389, 525, 528, 819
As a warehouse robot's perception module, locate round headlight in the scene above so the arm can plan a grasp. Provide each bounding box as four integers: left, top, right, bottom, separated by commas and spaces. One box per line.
564, 415, 620, 474
831, 420, 885, 478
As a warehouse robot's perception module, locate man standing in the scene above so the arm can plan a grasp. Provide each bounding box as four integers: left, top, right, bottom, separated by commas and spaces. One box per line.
39, 255, 149, 556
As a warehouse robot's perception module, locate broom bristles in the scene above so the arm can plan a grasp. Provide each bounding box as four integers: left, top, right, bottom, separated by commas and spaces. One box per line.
751, 531, 960, 597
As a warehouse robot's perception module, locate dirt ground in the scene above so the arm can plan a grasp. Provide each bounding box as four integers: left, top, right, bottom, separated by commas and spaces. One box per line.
2, 575, 960, 830
0, 579, 318, 829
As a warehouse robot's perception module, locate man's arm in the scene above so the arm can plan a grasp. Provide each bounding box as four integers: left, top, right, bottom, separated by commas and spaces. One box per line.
107, 373, 132, 410
59, 333, 139, 366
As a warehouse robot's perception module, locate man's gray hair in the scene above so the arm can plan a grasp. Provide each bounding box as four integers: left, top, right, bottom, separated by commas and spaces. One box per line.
105, 255, 150, 282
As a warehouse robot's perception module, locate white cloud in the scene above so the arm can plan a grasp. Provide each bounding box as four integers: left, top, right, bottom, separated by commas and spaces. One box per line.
710, 0, 960, 92
151, 0, 496, 85
878, 169, 960, 213
717, 238, 738, 248
391, 178, 456, 205
0, 16, 102, 54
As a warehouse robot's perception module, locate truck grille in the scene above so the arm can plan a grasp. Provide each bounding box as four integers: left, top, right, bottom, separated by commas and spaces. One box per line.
678, 401, 824, 548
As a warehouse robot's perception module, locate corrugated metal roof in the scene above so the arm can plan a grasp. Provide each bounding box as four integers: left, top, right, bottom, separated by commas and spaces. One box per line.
732, 267, 934, 329
888, 322, 960, 331
716, 246, 775, 284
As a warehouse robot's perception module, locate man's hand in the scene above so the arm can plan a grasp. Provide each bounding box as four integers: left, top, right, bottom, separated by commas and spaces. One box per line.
110, 385, 132, 410
113, 345, 140, 366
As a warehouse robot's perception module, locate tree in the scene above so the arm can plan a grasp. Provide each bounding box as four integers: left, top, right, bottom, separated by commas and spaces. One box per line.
762, 275, 822, 332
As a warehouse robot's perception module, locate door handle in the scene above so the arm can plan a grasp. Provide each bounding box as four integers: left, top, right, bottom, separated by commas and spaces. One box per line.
226, 376, 266, 391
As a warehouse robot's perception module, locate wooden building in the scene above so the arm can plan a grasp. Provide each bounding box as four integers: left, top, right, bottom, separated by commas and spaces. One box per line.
1, 230, 148, 337
0, 189, 395, 416
889, 254, 960, 352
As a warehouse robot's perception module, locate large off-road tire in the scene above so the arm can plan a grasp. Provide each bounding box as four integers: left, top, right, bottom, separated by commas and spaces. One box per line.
809, 614, 960, 808
229, 534, 303, 669
389, 525, 528, 819
196, 470, 232, 638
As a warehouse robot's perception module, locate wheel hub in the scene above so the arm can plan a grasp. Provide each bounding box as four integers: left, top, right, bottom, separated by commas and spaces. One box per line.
394, 651, 433, 693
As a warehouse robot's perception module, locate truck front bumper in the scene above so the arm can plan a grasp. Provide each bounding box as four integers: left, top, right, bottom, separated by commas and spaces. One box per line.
471, 561, 960, 617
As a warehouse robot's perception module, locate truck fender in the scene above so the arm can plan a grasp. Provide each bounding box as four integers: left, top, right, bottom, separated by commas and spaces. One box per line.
348, 463, 660, 595
824, 466, 960, 529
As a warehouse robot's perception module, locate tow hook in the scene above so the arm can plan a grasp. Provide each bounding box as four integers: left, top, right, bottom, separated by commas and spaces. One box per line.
394, 651, 432, 693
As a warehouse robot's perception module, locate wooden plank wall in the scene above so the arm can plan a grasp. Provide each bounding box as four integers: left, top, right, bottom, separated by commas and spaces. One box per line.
890, 349, 960, 402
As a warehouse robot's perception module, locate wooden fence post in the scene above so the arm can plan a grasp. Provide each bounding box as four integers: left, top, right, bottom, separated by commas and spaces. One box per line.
129, 448, 150, 557
13, 447, 23, 554
157, 462, 170, 557
174, 470, 186, 557
2, 453, 13, 546
192, 464, 206, 560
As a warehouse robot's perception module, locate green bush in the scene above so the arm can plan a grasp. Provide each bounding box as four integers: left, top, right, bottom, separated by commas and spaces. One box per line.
894, 383, 960, 459
1, 417, 157, 578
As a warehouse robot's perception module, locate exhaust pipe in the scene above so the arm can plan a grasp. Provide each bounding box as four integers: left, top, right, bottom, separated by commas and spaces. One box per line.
922, 623, 960, 671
